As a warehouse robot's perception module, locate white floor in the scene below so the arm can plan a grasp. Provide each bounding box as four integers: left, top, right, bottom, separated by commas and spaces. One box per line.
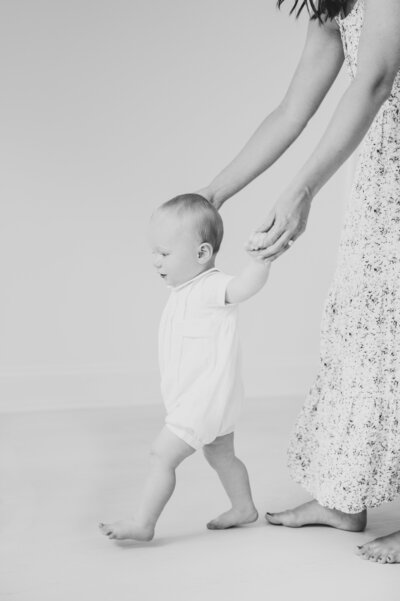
1, 397, 400, 601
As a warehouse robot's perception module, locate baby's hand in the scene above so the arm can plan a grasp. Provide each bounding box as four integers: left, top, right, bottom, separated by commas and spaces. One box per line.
245, 232, 269, 263
246, 231, 269, 252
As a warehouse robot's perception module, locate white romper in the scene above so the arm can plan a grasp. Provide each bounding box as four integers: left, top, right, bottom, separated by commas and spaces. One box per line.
158, 268, 244, 449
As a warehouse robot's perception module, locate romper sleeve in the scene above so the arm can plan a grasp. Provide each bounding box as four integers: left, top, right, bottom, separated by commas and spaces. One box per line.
200, 270, 235, 307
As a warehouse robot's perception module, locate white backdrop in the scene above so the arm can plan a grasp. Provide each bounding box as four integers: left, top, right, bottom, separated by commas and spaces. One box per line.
0, 0, 354, 411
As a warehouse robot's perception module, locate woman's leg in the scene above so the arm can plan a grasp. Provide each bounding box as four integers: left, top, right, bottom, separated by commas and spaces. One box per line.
99, 427, 195, 541
203, 432, 258, 529
265, 501, 366, 532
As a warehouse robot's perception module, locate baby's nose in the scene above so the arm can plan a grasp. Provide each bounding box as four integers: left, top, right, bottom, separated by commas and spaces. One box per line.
153, 255, 162, 269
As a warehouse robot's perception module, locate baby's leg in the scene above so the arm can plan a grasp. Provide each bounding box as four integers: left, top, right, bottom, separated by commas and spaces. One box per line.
99, 427, 195, 541
203, 433, 258, 530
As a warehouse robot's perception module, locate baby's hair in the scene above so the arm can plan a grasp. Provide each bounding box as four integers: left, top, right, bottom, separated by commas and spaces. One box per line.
159, 193, 224, 255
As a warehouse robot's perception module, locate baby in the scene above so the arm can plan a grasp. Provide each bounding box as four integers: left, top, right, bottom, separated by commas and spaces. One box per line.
99, 193, 270, 541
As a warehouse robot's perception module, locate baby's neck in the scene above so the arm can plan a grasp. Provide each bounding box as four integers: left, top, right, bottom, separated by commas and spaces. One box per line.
176, 261, 216, 288
196, 259, 216, 277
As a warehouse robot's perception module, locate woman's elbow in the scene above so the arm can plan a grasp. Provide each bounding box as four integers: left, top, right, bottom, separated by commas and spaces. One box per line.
276, 102, 311, 137
354, 72, 394, 105
370, 78, 393, 104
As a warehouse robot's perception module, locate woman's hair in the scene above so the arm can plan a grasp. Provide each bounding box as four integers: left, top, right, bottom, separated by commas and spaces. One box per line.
277, 0, 348, 20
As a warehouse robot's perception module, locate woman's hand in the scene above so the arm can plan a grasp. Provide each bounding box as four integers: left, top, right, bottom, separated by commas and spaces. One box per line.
246, 186, 312, 261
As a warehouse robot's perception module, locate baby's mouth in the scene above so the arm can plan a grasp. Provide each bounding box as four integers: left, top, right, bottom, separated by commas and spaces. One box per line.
160, 273, 167, 279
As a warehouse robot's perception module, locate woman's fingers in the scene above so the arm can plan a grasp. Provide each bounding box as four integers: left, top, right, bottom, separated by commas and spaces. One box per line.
259, 226, 288, 251
256, 210, 275, 234
247, 224, 297, 255
252, 230, 296, 261
247, 222, 284, 251
247, 188, 311, 258
246, 211, 276, 250
268, 247, 288, 262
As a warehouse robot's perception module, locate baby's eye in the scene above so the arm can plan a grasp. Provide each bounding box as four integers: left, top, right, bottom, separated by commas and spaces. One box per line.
161, 252, 169, 257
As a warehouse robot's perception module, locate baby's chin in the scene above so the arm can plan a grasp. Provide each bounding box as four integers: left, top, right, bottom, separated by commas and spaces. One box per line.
163, 272, 198, 288
158, 273, 175, 286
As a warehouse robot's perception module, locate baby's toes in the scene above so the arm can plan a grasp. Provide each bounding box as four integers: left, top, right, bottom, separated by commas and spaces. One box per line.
99, 522, 112, 536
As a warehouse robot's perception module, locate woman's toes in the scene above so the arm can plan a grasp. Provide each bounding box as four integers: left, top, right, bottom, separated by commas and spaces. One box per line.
386, 555, 394, 563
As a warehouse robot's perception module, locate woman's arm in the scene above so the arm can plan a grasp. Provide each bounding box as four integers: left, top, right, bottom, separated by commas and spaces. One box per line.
252, 0, 400, 261
199, 17, 344, 209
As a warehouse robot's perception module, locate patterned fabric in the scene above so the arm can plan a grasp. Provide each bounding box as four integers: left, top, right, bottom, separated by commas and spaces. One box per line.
287, 0, 400, 513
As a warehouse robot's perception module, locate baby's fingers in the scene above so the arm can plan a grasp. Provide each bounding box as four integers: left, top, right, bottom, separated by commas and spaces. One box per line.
246, 231, 269, 251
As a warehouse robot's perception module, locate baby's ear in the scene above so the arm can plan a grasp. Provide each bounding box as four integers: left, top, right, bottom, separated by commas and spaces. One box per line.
197, 242, 213, 264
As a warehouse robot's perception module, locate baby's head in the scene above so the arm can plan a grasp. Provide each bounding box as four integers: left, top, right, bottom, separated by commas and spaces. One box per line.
149, 193, 224, 287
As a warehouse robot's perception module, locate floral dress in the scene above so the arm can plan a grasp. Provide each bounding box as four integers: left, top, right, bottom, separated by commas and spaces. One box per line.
287, 0, 400, 513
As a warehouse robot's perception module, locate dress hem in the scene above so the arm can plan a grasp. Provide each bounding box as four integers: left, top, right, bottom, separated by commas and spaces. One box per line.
290, 471, 400, 514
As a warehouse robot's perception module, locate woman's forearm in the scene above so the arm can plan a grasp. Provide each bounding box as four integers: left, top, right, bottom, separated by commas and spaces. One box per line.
289, 77, 392, 199
200, 17, 345, 208
202, 104, 308, 206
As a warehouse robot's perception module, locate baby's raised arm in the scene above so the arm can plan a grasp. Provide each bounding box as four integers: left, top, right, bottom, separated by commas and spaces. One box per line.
225, 247, 270, 305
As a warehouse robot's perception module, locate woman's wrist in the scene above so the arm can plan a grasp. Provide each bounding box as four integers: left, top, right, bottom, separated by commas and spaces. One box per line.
284, 182, 314, 205
196, 186, 214, 203
196, 183, 228, 210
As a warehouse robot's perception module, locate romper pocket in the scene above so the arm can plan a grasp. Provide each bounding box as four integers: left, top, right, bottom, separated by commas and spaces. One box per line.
178, 319, 215, 388
182, 318, 214, 338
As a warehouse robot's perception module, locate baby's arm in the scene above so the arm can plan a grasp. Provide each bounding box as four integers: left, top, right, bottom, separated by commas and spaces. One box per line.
225, 250, 270, 305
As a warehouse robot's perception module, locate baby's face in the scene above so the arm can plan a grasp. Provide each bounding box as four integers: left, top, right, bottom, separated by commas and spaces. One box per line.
149, 211, 204, 287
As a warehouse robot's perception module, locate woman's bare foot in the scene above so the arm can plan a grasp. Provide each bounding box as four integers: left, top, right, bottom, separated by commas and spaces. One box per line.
207, 506, 258, 530
265, 500, 367, 532
356, 530, 400, 563
99, 520, 154, 541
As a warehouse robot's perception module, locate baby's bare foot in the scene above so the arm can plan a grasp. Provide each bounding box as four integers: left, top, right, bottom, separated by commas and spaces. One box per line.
356, 530, 400, 563
265, 500, 366, 532
207, 506, 258, 530
99, 520, 154, 541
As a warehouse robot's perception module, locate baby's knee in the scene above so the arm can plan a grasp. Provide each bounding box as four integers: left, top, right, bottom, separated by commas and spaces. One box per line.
203, 444, 234, 470
149, 442, 180, 470
149, 444, 166, 468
